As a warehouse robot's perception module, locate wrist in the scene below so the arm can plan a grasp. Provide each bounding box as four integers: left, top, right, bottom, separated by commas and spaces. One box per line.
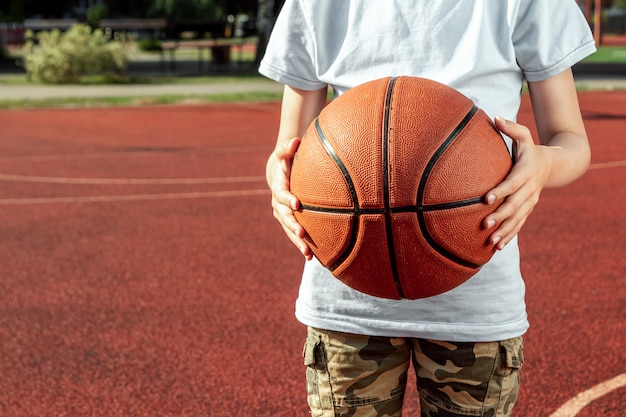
539, 138, 590, 188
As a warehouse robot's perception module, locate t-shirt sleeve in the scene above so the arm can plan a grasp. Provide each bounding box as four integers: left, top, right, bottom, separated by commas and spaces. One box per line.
513, 0, 596, 82
258, 0, 328, 90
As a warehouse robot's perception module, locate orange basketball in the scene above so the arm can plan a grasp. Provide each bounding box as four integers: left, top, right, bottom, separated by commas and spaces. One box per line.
290, 76, 513, 300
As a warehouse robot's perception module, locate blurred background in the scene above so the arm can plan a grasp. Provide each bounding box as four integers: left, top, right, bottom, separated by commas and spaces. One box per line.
0, 0, 624, 88
0, 0, 288, 83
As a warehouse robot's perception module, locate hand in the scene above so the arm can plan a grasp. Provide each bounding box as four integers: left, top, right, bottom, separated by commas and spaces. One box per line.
266, 137, 313, 260
483, 117, 552, 250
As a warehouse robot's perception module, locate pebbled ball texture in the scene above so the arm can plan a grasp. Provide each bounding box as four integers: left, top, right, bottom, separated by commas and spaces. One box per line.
290, 76, 513, 300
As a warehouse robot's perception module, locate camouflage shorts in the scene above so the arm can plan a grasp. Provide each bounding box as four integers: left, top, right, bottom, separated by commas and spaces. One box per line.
303, 327, 523, 417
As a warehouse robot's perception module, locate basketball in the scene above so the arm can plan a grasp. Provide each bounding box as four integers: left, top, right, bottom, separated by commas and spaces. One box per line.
290, 76, 513, 300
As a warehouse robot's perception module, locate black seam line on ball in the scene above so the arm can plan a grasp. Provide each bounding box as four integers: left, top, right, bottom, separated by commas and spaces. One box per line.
420, 196, 485, 212
315, 118, 360, 272
383, 77, 406, 299
300, 205, 373, 214
301, 196, 484, 215
415, 105, 483, 270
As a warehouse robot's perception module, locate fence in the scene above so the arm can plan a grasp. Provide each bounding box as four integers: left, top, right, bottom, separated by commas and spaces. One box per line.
0, 23, 25, 47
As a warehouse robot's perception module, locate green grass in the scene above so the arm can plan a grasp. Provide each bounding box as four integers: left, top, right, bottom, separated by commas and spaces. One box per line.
0, 42, 624, 109
0, 91, 283, 110
0, 73, 27, 85
76, 70, 266, 85
0, 72, 269, 86
147, 47, 256, 62
584, 46, 626, 63
0, 62, 268, 83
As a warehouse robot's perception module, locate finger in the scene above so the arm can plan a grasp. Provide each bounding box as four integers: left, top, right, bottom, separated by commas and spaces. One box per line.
280, 222, 313, 259
484, 117, 533, 204
272, 196, 312, 259
483, 167, 529, 219
276, 136, 301, 161
273, 137, 303, 209
269, 137, 311, 258
272, 185, 300, 211
272, 195, 303, 235
279, 217, 313, 259
489, 210, 531, 250
494, 116, 533, 146
486, 186, 538, 249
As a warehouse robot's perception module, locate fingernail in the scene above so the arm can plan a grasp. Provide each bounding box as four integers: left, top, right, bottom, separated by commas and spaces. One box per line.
495, 116, 507, 124
492, 235, 501, 246
487, 219, 496, 229
289, 198, 298, 209
486, 194, 496, 204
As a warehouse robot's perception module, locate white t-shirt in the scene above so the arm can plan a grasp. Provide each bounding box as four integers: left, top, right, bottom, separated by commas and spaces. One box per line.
259, 0, 595, 341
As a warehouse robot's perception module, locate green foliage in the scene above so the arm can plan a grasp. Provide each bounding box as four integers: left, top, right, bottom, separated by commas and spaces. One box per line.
1, 0, 258, 21
87, 3, 110, 28
0, 46, 9, 63
138, 38, 163, 52
613, 0, 626, 9
0, 0, 25, 22
149, 0, 223, 20
583, 46, 626, 63
22, 24, 128, 84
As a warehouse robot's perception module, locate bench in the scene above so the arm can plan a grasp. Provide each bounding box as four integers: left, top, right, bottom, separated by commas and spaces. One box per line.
158, 38, 253, 72
21, 18, 254, 73
156, 19, 258, 72
100, 18, 167, 33
24, 19, 77, 32
0, 23, 25, 47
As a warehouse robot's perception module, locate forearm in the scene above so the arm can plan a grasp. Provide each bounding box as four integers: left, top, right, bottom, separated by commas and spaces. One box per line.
265, 84, 328, 259
485, 70, 590, 249
266, 85, 328, 186
528, 69, 591, 188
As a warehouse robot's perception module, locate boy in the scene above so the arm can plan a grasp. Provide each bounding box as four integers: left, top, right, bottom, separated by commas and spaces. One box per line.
260, 2, 595, 416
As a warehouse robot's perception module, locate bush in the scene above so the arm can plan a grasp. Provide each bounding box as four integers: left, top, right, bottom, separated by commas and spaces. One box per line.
22, 23, 128, 84
87, 3, 109, 28
0, 46, 8, 63
138, 38, 163, 52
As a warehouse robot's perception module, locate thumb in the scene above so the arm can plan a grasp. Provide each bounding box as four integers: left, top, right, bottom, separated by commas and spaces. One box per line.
494, 116, 533, 145
276, 136, 302, 161
286, 136, 302, 156
494, 116, 534, 162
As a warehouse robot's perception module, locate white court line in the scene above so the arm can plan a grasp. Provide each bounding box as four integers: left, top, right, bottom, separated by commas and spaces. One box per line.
0, 159, 619, 205
0, 146, 271, 162
0, 189, 269, 205
549, 373, 626, 417
0, 173, 266, 185
588, 160, 626, 170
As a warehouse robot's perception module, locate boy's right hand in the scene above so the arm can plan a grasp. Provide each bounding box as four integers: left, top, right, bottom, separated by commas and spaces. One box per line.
267, 136, 313, 260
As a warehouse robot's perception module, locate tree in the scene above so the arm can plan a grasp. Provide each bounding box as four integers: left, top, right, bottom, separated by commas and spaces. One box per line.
104, 0, 153, 18
87, 3, 109, 28
0, 0, 76, 19
148, 0, 224, 20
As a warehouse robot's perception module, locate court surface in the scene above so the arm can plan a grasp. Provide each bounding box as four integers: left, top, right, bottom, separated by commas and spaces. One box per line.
0, 92, 624, 416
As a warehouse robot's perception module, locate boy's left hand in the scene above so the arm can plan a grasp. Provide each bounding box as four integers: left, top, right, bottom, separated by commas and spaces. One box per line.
483, 116, 552, 250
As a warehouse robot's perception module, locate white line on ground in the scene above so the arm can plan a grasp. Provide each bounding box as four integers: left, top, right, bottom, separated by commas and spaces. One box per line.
0, 173, 266, 185
0, 146, 271, 162
588, 160, 626, 170
0, 189, 269, 205
549, 373, 626, 417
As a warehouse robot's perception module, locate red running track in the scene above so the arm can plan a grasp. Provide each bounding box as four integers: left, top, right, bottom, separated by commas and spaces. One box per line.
0, 93, 624, 416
